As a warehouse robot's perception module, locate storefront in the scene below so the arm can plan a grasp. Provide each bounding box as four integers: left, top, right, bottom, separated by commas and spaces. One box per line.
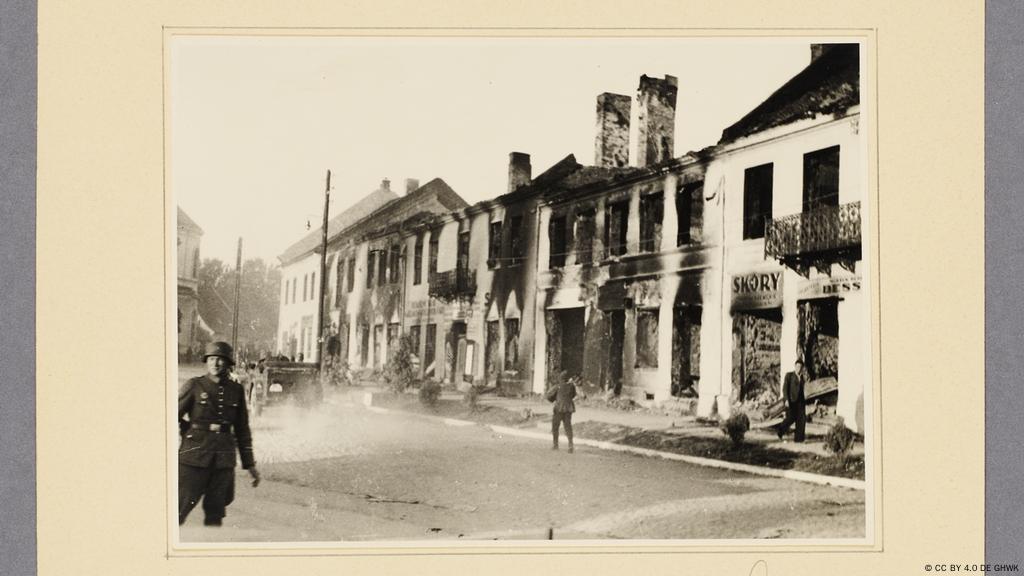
729, 269, 784, 407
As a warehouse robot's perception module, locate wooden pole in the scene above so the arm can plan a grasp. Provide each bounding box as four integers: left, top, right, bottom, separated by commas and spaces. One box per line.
317, 170, 331, 368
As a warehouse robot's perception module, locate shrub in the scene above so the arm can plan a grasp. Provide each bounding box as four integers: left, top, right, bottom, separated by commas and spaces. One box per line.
383, 335, 416, 393
824, 417, 856, 458
419, 379, 441, 407
721, 412, 751, 447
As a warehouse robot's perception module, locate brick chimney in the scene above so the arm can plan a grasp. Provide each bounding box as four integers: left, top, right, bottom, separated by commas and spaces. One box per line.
636, 75, 678, 167
508, 152, 531, 193
595, 93, 631, 168
405, 178, 420, 194
381, 178, 391, 191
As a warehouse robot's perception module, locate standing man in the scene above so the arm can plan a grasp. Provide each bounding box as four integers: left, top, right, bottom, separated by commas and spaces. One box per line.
547, 375, 577, 453
777, 358, 807, 443
179, 341, 261, 526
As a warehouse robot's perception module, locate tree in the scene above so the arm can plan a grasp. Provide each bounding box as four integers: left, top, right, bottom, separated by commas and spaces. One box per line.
196, 257, 281, 358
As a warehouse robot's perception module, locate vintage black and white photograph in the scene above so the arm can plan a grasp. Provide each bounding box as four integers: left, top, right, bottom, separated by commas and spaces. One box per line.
169, 34, 872, 547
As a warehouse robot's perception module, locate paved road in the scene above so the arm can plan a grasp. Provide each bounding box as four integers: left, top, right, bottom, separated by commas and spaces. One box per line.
176, 373, 865, 543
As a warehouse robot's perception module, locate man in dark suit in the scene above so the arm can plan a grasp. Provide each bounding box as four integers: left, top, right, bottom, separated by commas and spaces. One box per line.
178, 341, 261, 526
547, 375, 577, 453
777, 358, 807, 443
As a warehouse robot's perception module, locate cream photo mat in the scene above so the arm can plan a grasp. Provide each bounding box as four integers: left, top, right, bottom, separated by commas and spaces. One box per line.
37, 1, 983, 574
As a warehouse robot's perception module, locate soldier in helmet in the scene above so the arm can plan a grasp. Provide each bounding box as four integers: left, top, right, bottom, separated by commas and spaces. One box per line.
178, 341, 261, 526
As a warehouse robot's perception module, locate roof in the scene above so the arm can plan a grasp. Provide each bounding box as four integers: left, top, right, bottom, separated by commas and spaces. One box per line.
278, 186, 398, 265
332, 178, 469, 244
719, 43, 860, 145
177, 207, 203, 235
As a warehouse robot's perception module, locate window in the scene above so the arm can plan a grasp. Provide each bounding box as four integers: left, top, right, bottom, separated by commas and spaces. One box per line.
366, 251, 375, 289
373, 325, 383, 368
549, 215, 568, 269
457, 231, 470, 273
424, 324, 437, 377
409, 325, 421, 360
575, 210, 595, 265
335, 257, 344, 306
428, 233, 439, 276
677, 181, 702, 246
303, 274, 308, 301
639, 193, 664, 253
743, 163, 774, 240
192, 247, 200, 278
292, 278, 297, 304
605, 200, 629, 257
509, 215, 524, 265
347, 258, 355, 293
388, 245, 400, 284
311, 272, 316, 301
803, 145, 840, 212
360, 324, 370, 367
488, 221, 502, 267
414, 235, 424, 285
378, 249, 388, 286
636, 309, 660, 368
504, 318, 520, 370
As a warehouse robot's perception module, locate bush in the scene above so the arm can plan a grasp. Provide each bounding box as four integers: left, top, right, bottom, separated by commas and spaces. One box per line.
824, 417, 856, 458
419, 379, 441, 407
721, 412, 751, 447
383, 335, 416, 393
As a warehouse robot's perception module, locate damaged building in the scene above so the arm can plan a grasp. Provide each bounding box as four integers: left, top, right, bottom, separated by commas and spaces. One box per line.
274, 43, 866, 431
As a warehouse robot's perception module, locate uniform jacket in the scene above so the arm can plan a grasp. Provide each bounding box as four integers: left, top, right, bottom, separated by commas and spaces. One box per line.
178, 374, 255, 469
783, 370, 806, 406
547, 381, 577, 414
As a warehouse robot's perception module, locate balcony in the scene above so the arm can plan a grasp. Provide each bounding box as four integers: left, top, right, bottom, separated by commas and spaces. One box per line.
764, 201, 861, 276
428, 268, 477, 302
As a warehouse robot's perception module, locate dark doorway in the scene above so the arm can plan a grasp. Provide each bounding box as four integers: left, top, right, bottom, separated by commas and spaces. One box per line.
546, 308, 585, 381
731, 308, 783, 405
609, 309, 625, 395
671, 305, 701, 397
797, 298, 839, 381
448, 321, 467, 383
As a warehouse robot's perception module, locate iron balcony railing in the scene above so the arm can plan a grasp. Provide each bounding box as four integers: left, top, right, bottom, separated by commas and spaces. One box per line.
764, 201, 861, 261
428, 268, 477, 301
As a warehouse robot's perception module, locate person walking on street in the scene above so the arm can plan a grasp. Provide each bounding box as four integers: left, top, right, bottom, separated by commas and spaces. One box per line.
777, 358, 807, 443
178, 341, 261, 526
546, 375, 577, 453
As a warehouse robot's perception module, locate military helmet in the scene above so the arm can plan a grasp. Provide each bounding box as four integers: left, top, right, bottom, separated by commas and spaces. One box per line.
203, 341, 235, 365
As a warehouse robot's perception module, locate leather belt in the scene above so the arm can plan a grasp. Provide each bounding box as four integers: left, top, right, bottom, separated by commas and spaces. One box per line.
191, 422, 231, 434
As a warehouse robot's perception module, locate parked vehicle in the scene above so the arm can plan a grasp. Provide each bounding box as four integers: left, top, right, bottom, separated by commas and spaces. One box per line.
248, 359, 322, 414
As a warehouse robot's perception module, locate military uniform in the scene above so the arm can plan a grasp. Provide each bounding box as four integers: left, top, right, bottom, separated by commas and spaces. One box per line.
547, 379, 577, 453
178, 344, 256, 526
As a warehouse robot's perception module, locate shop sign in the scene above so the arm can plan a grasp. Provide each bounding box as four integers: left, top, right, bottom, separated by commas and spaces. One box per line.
798, 273, 862, 298
731, 271, 783, 311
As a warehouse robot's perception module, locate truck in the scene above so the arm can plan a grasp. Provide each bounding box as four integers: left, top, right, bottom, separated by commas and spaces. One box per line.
247, 359, 323, 416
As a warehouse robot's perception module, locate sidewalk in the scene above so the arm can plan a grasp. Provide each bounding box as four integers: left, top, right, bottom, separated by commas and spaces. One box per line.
345, 384, 866, 488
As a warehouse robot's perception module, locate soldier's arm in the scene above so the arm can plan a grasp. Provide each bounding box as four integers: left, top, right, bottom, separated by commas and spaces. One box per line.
233, 384, 256, 470
177, 378, 195, 420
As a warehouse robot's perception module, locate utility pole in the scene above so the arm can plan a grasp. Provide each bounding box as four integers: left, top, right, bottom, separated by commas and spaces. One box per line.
316, 169, 331, 369
231, 237, 243, 354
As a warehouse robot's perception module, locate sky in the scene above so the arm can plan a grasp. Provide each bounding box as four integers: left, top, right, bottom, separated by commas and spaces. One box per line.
171, 35, 817, 264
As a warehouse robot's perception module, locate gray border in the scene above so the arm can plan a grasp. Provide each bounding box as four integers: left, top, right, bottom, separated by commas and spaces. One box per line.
0, 0, 37, 575
987, 0, 1024, 561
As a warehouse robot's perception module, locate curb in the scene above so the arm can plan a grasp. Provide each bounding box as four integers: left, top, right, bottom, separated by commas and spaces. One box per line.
362, 401, 864, 491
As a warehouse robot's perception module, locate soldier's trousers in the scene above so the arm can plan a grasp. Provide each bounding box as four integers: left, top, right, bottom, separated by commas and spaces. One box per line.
179, 463, 235, 525
551, 411, 574, 448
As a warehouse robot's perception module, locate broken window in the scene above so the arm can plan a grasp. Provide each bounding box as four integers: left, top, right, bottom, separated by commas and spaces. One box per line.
457, 230, 471, 273
366, 251, 375, 289
311, 272, 316, 301
335, 257, 344, 306
485, 320, 501, 382
505, 318, 520, 370
428, 233, 439, 276
605, 200, 629, 257
677, 181, 702, 246
346, 258, 355, 293
576, 210, 595, 265
639, 192, 664, 253
488, 221, 502, 268
360, 324, 370, 367
414, 234, 424, 285
636, 308, 660, 368
424, 323, 437, 377
388, 245, 400, 284
303, 274, 308, 302
378, 249, 388, 286
509, 215, 525, 265
743, 163, 774, 240
803, 145, 840, 212
549, 214, 568, 269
